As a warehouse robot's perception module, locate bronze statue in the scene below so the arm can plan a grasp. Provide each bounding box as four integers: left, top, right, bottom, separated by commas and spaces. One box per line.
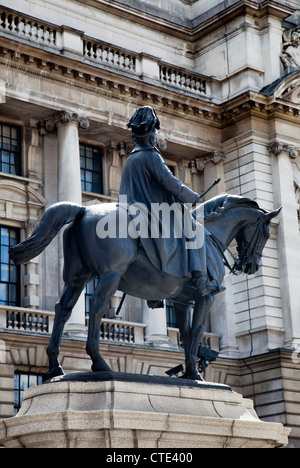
10, 107, 281, 381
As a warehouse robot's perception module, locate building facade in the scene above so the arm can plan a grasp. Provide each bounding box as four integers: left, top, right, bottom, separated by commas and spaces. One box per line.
0, 0, 300, 447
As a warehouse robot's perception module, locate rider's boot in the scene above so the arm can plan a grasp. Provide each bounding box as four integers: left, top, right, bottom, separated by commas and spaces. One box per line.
191, 272, 226, 296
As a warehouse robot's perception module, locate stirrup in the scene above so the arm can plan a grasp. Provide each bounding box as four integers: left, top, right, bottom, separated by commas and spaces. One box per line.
192, 276, 226, 296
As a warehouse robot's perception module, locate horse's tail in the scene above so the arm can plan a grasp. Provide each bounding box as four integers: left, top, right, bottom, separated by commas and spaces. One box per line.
10, 202, 86, 265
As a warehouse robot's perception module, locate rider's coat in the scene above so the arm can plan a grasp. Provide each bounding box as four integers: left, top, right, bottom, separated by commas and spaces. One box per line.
119, 145, 204, 278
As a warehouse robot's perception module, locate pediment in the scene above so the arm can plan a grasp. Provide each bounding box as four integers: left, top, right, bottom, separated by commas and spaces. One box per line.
274, 72, 300, 104
0, 179, 46, 206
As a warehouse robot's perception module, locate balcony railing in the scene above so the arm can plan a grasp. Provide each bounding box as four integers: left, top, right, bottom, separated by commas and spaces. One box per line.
0, 10, 58, 48
0, 305, 220, 351
83, 40, 137, 74
0, 306, 146, 346
0, 305, 54, 334
99, 318, 146, 345
159, 65, 209, 97
0, 6, 211, 100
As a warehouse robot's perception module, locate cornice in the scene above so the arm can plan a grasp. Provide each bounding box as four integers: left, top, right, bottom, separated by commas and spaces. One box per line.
73, 0, 298, 42
219, 88, 300, 126
75, 0, 192, 40
2, 32, 300, 128
190, 1, 295, 42
0, 36, 222, 125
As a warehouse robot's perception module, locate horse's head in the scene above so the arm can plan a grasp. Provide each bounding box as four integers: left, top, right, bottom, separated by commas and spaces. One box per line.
235, 207, 281, 275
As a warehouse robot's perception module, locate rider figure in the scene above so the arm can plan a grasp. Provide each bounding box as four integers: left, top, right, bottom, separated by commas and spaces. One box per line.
119, 106, 221, 296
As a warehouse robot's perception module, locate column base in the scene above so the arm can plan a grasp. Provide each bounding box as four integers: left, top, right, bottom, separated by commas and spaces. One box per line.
63, 323, 87, 339
144, 333, 172, 348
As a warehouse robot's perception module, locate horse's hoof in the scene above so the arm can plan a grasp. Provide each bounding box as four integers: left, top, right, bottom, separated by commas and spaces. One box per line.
91, 358, 112, 373
183, 371, 205, 382
46, 366, 65, 380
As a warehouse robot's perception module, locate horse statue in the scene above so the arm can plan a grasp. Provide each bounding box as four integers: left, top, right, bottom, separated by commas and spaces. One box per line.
10, 193, 281, 380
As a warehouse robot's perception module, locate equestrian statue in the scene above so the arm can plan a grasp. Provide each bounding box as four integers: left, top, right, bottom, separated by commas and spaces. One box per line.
10, 107, 281, 381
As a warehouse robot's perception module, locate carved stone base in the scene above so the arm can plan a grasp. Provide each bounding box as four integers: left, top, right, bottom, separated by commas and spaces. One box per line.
0, 372, 290, 448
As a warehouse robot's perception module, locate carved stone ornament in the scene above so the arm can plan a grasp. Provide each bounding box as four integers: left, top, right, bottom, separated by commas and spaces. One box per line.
57, 111, 90, 129
157, 137, 167, 151
41, 111, 90, 134
268, 141, 299, 159
281, 27, 300, 72
192, 151, 225, 173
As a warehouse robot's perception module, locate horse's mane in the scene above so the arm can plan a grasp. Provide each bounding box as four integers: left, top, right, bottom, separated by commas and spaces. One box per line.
194, 193, 265, 221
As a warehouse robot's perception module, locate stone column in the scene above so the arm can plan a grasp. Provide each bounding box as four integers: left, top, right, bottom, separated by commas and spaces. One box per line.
142, 301, 171, 348
192, 152, 239, 356
56, 111, 88, 203
55, 111, 89, 337
268, 142, 300, 349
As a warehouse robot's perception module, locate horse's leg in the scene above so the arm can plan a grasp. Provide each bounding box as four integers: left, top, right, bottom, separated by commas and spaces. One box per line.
184, 293, 214, 380
173, 301, 192, 348
46, 279, 88, 378
86, 272, 121, 372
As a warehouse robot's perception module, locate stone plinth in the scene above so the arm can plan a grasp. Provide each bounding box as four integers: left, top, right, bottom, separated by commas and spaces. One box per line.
0, 372, 290, 448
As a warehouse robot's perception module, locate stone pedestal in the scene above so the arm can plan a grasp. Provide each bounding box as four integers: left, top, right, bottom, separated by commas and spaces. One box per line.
0, 372, 290, 448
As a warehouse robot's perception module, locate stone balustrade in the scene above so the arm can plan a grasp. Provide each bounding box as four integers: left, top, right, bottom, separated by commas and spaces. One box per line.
0, 6, 211, 99
0, 305, 220, 350
98, 318, 146, 345
0, 305, 147, 346
0, 9, 58, 47
0, 305, 54, 334
83, 40, 137, 73
159, 64, 208, 96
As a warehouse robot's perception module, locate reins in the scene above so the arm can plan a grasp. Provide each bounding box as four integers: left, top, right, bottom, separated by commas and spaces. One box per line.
205, 218, 263, 276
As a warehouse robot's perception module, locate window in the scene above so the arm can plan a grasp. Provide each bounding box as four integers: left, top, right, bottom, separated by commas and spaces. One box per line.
0, 227, 20, 306
0, 123, 21, 175
14, 372, 43, 415
80, 143, 103, 194
85, 277, 98, 317
85, 278, 115, 318
166, 300, 177, 328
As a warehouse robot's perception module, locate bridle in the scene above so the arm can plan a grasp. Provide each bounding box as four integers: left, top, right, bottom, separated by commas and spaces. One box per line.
205, 217, 267, 276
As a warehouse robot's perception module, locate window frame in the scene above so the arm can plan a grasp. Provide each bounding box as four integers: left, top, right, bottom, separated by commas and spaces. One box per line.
14, 372, 44, 415
80, 143, 103, 194
0, 226, 20, 307
0, 122, 22, 176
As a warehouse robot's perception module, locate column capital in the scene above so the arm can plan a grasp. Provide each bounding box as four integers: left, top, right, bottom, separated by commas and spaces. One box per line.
56, 110, 90, 129
191, 151, 225, 173
41, 111, 90, 134
268, 141, 299, 160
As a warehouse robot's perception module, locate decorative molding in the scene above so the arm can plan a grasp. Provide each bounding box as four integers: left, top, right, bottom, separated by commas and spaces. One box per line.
268, 141, 299, 159
278, 77, 300, 104
56, 111, 90, 129
0, 36, 220, 125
